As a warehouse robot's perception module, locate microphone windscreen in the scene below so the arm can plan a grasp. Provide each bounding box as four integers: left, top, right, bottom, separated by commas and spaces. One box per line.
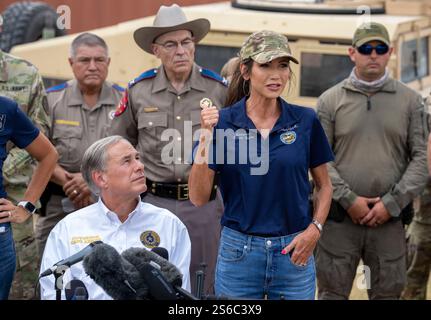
65, 279, 89, 300
122, 247, 183, 287
151, 247, 169, 261
83, 243, 149, 300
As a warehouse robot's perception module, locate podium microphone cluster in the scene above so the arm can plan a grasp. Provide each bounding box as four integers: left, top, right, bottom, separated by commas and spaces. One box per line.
83, 243, 197, 300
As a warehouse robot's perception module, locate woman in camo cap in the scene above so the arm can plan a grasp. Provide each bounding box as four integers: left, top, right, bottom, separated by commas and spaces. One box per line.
189, 30, 333, 299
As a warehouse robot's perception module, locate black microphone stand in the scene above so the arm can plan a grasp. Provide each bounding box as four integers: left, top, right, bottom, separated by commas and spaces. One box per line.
53, 265, 69, 300
195, 270, 205, 299
195, 262, 207, 299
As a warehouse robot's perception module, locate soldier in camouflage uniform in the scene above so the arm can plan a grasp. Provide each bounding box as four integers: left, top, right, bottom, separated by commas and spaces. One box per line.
0, 48, 51, 300
401, 95, 431, 300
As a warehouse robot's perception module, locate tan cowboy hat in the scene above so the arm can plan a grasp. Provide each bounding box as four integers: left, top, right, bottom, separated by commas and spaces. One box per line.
133, 4, 210, 54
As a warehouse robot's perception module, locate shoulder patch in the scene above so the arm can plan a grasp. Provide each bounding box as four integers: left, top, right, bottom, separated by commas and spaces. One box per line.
200, 68, 228, 86
128, 69, 157, 88
46, 82, 68, 93
112, 83, 125, 92
114, 89, 128, 117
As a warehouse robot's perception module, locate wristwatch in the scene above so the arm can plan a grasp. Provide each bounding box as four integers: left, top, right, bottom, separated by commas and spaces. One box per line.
311, 219, 323, 233
17, 201, 37, 215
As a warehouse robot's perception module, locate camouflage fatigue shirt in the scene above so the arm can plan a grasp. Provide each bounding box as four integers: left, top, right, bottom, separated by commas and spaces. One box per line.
0, 49, 50, 300
416, 95, 431, 224
0, 50, 50, 201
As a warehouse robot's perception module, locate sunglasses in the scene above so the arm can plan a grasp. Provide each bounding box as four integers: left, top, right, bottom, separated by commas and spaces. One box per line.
356, 43, 389, 55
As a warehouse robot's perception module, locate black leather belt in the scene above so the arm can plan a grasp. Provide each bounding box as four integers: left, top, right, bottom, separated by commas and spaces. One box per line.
145, 178, 217, 201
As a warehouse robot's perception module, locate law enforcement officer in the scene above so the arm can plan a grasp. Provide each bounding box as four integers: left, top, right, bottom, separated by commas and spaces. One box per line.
401, 94, 431, 300
1, 20, 51, 298
110, 4, 227, 295
34, 33, 124, 257
316, 22, 428, 300
0, 96, 58, 300
39, 136, 191, 299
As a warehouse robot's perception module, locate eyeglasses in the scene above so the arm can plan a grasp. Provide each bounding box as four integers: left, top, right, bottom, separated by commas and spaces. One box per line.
356, 43, 389, 55
154, 38, 194, 52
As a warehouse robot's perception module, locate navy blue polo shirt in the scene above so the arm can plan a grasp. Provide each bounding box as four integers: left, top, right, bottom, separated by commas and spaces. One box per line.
203, 97, 333, 236
0, 96, 40, 199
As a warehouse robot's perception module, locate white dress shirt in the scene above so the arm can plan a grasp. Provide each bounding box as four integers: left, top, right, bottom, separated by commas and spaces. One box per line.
40, 198, 191, 300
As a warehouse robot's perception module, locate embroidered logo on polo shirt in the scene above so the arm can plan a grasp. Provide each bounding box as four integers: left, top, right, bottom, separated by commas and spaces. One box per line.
0, 114, 6, 132
280, 131, 296, 144
234, 130, 256, 140
140, 230, 160, 249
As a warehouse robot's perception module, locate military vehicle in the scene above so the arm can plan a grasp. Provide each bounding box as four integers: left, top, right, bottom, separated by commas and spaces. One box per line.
9, 0, 431, 107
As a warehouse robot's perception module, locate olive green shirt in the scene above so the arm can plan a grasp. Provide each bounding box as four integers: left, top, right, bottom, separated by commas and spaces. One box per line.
110, 64, 228, 183
48, 79, 123, 172
317, 77, 428, 217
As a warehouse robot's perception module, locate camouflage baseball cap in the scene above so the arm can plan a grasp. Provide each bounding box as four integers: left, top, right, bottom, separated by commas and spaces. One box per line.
239, 30, 298, 64
353, 22, 390, 47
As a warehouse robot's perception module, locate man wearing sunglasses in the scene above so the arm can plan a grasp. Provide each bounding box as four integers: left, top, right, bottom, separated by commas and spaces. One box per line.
316, 22, 428, 300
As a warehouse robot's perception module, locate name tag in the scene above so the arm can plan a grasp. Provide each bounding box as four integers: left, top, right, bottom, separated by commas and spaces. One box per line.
55, 119, 80, 126
0, 84, 29, 92
71, 236, 102, 244
144, 107, 159, 113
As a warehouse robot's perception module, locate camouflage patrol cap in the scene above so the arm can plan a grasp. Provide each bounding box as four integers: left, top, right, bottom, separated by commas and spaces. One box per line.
239, 30, 298, 64
353, 22, 390, 47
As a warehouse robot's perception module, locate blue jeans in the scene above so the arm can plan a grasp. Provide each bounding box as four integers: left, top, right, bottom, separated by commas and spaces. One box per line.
215, 227, 316, 300
0, 223, 16, 300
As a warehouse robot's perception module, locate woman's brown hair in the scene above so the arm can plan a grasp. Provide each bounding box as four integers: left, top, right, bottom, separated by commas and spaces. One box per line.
225, 59, 253, 107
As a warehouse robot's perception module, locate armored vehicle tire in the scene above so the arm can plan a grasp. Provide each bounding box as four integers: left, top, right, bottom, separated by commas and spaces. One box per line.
0, 1, 66, 52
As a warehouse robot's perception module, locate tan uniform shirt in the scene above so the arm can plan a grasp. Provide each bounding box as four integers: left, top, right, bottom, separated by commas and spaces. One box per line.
48, 79, 123, 172
110, 64, 228, 183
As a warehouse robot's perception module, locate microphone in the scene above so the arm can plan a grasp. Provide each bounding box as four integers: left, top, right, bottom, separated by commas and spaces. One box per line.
139, 263, 177, 300
151, 247, 169, 260
121, 247, 183, 287
122, 247, 198, 300
65, 279, 89, 300
40, 240, 103, 277
83, 243, 149, 300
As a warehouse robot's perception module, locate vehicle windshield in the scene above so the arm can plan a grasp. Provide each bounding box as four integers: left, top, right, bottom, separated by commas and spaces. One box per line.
300, 52, 353, 97
401, 36, 430, 83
